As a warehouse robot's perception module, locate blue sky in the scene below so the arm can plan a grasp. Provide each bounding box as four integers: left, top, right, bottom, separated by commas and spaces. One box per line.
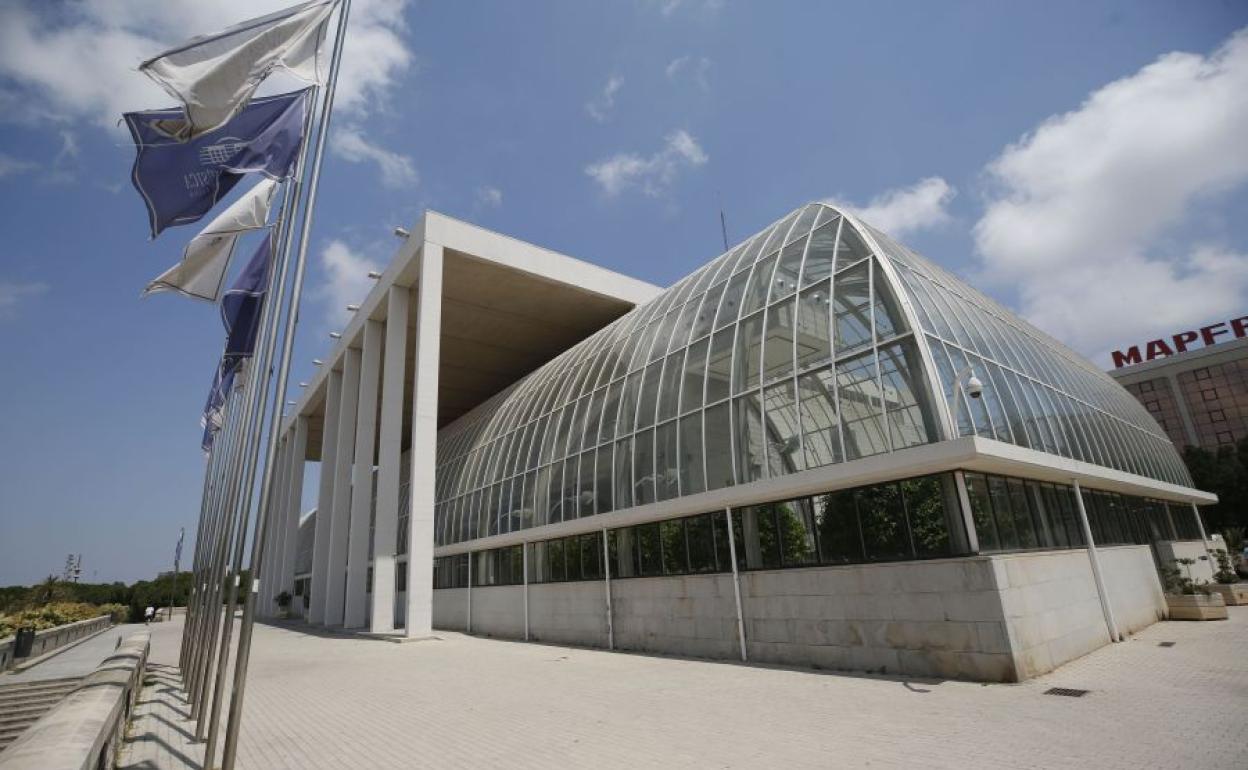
1, 0, 1246, 585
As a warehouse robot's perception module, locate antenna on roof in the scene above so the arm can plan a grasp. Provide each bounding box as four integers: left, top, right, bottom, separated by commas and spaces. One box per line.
717, 191, 729, 252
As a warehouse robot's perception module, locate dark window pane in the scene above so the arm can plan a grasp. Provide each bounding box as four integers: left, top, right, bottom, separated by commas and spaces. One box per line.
1007, 478, 1038, 549
712, 511, 732, 571
901, 475, 954, 557
581, 533, 602, 581
814, 490, 863, 563
565, 536, 583, 581
614, 437, 633, 510
857, 483, 912, 561
547, 539, 566, 582
637, 523, 662, 576
777, 498, 818, 566
686, 513, 716, 573
987, 476, 1018, 550
661, 519, 687, 575
595, 445, 614, 514
965, 472, 999, 551
739, 503, 781, 569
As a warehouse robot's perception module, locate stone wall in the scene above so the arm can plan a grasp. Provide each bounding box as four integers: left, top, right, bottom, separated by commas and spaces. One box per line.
428, 547, 1166, 683
1155, 540, 1215, 583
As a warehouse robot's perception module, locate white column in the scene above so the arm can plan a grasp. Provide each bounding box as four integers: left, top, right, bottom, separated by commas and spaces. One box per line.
325, 347, 362, 627
344, 319, 383, 629
309, 369, 342, 625
281, 417, 309, 603
404, 242, 443, 638
371, 286, 410, 632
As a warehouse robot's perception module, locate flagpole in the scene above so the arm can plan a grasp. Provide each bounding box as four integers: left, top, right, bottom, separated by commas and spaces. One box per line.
221, 2, 351, 766
168, 527, 183, 622
190, 367, 256, 721
202, 156, 307, 766
180, 434, 219, 672
186, 381, 242, 700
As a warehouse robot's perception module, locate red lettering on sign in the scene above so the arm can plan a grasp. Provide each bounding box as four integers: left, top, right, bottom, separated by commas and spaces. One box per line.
1111, 347, 1143, 368
1172, 330, 1198, 353
1200, 323, 1228, 346
1145, 339, 1174, 360
1231, 316, 1248, 339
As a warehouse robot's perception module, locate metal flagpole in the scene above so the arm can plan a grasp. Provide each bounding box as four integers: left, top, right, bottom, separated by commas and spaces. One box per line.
184, 390, 236, 685
221, 3, 351, 766
202, 156, 308, 764
180, 448, 217, 671
168, 527, 183, 622
187, 383, 243, 698
191, 367, 258, 720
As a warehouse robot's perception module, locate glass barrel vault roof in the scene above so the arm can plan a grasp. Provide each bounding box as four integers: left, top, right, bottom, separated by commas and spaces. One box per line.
430, 203, 1193, 547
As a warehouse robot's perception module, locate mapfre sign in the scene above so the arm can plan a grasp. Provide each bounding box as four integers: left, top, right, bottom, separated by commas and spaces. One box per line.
1112, 315, 1248, 369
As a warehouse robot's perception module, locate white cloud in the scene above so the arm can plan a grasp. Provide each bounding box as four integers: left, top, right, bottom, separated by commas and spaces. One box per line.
652, 0, 724, 17
332, 125, 418, 188
827, 177, 955, 237
585, 129, 708, 197
585, 75, 624, 123
0, 154, 36, 178
318, 240, 381, 328
0, 281, 48, 320
476, 185, 503, 208
972, 28, 1248, 362
665, 55, 711, 90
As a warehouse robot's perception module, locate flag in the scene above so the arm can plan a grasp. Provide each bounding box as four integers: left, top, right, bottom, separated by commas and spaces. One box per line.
221, 232, 272, 368
201, 360, 232, 452
139, 0, 337, 140
125, 89, 309, 238
144, 178, 280, 302
175, 528, 185, 564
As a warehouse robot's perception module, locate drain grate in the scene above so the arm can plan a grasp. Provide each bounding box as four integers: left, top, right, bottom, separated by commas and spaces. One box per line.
1044, 687, 1089, 698
1158, 641, 1176, 647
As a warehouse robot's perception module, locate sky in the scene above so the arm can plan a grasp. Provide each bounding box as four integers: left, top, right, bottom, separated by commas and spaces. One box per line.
1, 0, 1246, 585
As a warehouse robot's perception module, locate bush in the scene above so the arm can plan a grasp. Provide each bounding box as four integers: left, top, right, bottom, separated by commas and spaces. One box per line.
0, 601, 109, 638
98, 603, 130, 623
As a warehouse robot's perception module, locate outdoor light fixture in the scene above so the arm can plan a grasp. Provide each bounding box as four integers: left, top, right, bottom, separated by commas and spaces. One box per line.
367, 271, 382, 279
312, 359, 323, 366
393, 226, 410, 239
298, 382, 308, 388
330, 332, 342, 339
949, 366, 984, 436
346, 304, 360, 312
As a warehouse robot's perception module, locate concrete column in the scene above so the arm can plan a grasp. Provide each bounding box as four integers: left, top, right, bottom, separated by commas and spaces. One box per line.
404, 242, 443, 637
281, 417, 309, 603
344, 320, 384, 629
309, 369, 343, 625
371, 287, 410, 633
325, 347, 362, 627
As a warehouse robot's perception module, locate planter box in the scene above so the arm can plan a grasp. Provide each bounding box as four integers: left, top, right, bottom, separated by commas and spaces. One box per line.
1166, 593, 1228, 621
1206, 583, 1248, 606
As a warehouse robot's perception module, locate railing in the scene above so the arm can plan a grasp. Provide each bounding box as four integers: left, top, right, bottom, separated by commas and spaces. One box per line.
0, 632, 150, 770
0, 615, 112, 673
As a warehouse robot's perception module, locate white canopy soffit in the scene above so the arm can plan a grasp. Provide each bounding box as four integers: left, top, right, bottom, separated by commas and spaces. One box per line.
288, 211, 660, 458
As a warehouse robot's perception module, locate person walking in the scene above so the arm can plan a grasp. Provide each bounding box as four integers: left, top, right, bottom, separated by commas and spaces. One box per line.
144, 605, 155, 624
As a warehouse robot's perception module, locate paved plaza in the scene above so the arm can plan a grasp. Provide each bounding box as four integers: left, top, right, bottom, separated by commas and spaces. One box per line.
120, 610, 1248, 769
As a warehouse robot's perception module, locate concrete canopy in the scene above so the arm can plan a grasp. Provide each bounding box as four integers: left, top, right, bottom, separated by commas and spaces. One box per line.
286, 211, 660, 460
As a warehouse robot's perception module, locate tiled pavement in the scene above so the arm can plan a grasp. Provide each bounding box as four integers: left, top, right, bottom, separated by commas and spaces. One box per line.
121, 609, 1248, 769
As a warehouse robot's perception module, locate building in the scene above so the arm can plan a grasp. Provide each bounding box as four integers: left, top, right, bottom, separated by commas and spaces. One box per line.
263, 204, 1216, 683
1110, 333, 1248, 451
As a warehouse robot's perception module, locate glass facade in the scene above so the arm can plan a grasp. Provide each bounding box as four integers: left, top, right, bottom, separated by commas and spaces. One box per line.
431, 204, 1192, 548
1120, 359, 1248, 450
434, 472, 967, 588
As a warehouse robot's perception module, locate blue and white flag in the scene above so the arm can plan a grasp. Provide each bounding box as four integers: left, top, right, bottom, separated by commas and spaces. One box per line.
144, 177, 280, 302
139, 0, 336, 140
125, 89, 309, 238
221, 232, 272, 367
